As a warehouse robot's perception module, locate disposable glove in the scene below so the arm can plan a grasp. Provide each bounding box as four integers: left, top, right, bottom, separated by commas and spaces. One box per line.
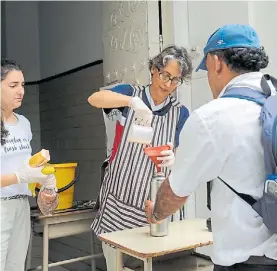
157, 142, 175, 168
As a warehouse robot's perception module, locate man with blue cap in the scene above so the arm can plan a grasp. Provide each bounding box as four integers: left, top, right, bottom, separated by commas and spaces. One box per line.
145, 24, 277, 270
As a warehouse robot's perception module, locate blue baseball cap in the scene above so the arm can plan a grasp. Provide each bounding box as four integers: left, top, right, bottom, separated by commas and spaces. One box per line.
196, 24, 260, 71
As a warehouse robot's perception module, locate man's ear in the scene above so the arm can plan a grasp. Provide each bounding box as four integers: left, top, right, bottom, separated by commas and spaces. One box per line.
214, 55, 223, 74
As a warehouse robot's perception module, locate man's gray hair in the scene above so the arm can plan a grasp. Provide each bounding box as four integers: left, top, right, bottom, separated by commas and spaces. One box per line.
149, 45, 193, 82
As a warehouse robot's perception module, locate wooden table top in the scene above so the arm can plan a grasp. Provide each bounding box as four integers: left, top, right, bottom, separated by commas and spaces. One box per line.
31, 207, 95, 220
99, 218, 213, 258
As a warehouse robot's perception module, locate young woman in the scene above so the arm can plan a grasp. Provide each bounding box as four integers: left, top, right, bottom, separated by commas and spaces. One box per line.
1, 60, 56, 271
88, 45, 193, 270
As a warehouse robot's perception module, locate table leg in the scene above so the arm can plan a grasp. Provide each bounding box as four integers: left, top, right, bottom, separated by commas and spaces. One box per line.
43, 224, 49, 271
143, 258, 152, 271
25, 226, 33, 270
90, 230, 96, 271
116, 249, 123, 271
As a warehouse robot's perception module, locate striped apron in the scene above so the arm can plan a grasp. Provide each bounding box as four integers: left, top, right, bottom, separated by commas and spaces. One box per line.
92, 86, 185, 236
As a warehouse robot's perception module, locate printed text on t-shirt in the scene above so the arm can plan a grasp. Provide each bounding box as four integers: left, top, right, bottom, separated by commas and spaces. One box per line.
3, 136, 31, 153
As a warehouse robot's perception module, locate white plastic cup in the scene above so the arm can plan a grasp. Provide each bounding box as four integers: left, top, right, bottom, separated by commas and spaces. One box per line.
127, 124, 154, 145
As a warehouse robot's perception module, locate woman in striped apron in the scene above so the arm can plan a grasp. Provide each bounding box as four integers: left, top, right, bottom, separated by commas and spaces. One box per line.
88, 45, 192, 270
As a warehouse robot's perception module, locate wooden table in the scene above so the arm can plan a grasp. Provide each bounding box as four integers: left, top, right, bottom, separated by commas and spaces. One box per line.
26, 208, 103, 271
99, 218, 213, 271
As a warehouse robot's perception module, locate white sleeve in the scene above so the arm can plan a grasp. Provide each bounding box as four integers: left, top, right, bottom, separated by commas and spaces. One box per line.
169, 112, 224, 197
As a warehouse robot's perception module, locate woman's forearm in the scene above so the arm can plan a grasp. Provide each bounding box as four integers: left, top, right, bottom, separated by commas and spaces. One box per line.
88, 90, 131, 109
1, 174, 18, 187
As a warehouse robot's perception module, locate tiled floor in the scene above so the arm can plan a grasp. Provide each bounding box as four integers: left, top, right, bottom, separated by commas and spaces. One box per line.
27, 234, 68, 271
30, 257, 68, 271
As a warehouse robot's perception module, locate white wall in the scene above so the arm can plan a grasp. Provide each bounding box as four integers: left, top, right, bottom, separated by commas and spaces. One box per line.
167, 1, 277, 109
248, 1, 277, 75
39, 1, 103, 79
3, 1, 103, 81
4, 1, 41, 81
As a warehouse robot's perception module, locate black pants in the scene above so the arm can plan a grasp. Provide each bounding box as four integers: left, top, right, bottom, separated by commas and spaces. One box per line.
214, 259, 277, 271
214, 265, 277, 271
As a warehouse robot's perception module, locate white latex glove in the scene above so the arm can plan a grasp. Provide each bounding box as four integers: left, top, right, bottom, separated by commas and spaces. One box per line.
129, 97, 153, 126
129, 97, 152, 115
15, 161, 52, 184
42, 174, 57, 190
157, 142, 175, 168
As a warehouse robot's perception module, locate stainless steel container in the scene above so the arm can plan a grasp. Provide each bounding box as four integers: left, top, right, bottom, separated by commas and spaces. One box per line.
150, 171, 169, 237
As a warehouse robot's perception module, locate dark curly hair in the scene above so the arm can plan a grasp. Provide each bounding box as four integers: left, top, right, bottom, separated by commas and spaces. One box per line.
210, 47, 269, 73
1, 59, 22, 145
149, 45, 193, 82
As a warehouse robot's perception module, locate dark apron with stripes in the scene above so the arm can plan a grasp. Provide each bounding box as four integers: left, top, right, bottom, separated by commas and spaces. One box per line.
92, 86, 185, 236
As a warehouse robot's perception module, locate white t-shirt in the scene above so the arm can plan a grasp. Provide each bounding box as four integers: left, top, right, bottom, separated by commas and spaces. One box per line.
169, 72, 277, 266
1, 113, 32, 197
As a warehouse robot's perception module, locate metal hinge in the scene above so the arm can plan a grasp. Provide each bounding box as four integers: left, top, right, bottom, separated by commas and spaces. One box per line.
189, 46, 201, 60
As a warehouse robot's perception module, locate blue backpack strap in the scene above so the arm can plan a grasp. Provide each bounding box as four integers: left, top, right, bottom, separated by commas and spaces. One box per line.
222, 86, 277, 170
273, 112, 277, 167
262, 74, 277, 97
261, 74, 277, 169
263, 95, 277, 172
222, 87, 266, 106
219, 86, 265, 207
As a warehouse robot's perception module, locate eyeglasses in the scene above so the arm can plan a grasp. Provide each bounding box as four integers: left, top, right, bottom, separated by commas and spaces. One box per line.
158, 70, 183, 87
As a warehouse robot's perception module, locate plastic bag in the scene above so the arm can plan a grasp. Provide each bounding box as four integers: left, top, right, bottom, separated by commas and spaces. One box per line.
37, 186, 59, 216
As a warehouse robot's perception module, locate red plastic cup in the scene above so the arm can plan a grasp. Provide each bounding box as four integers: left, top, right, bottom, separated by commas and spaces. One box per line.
143, 145, 170, 172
